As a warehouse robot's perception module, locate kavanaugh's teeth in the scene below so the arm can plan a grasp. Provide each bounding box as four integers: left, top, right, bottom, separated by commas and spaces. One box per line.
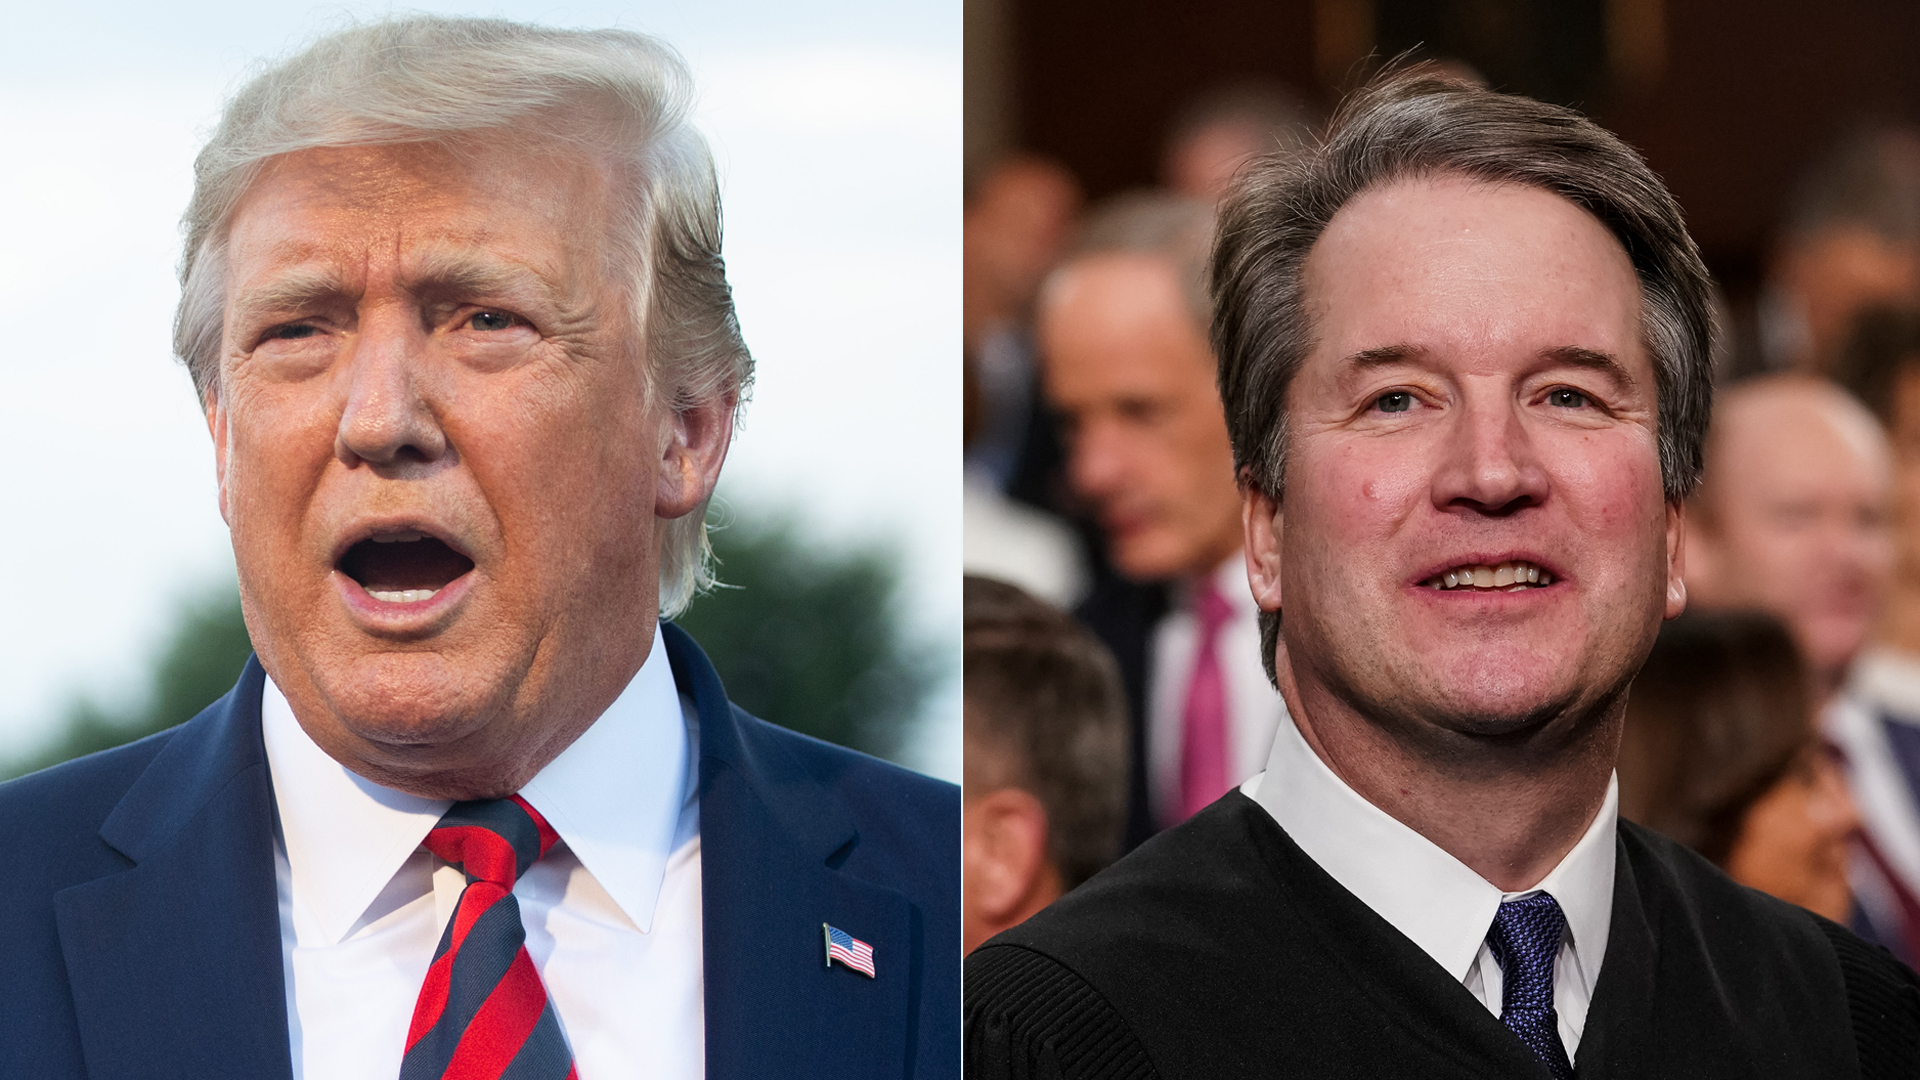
1433, 561, 1550, 591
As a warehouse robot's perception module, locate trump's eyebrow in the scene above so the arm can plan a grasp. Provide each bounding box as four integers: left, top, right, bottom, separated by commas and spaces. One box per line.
227, 252, 563, 329
407, 249, 561, 306
227, 267, 351, 329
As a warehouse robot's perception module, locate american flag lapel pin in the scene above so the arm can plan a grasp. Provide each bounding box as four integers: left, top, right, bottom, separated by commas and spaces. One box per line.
822, 923, 876, 978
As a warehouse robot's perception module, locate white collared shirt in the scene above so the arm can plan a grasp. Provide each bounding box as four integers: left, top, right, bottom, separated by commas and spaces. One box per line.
1147, 554, 1291, 825
1244, 714, 1617, 1059
264, 624, 703, 1080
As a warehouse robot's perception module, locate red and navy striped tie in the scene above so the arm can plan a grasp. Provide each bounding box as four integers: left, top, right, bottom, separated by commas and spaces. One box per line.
399, 795, 576, 1080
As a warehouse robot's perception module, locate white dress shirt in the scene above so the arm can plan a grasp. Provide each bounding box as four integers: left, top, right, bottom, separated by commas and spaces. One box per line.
264, 624, 704, 1080
1147, 554, 1290, 825
1243, 713, 1617, 1059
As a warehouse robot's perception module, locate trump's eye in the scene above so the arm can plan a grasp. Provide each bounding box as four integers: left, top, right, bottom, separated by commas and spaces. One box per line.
1374, 391, 1414, 413
266, 324, 320, 341
468, 310, 520, 331
1548, 388, 1591, 408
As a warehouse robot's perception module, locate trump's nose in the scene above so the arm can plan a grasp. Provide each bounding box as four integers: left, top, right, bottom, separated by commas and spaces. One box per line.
335, 309, 450, 472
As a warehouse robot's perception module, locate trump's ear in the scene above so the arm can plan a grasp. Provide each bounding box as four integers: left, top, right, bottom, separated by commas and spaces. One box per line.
207, 395, 232, 527
656, 393, 736, 519
1243, 476, 1283, 615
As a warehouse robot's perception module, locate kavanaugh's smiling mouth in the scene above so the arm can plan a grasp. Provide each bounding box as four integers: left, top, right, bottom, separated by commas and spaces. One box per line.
1422, 560, 1554, 592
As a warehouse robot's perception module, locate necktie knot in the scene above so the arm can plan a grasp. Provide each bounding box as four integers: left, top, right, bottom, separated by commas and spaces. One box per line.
1486, 892, 1574, 1080
422, 794, 558, 889
402, 793, 574, 1079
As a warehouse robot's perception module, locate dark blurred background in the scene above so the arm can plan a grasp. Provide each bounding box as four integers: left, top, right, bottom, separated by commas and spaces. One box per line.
1, 515, 937, 780
965, 0, 1920, 370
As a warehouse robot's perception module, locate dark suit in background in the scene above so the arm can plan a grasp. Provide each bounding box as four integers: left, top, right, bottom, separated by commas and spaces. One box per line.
1074, 571, 1169, 852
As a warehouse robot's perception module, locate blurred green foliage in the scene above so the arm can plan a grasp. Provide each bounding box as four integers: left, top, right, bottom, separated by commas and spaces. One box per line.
676, 516, 940, 761
2, 588, 255, 780
3, 516, 935, 779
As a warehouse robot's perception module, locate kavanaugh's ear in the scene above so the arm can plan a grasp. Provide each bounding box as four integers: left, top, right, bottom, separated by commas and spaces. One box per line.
1243, 479, 1283, 615
1666, 498, 1688, 620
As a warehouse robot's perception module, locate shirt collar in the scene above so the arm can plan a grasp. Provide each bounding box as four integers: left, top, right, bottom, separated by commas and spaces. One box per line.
1245, 713, 1616, 991
263, 622, 694, 944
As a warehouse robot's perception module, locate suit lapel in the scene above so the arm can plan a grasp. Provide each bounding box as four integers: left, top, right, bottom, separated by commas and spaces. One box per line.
53, 657, 293, 1080
667, 623, 912, 1080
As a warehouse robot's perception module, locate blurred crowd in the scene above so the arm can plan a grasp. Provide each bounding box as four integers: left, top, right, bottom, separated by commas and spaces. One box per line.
962, 80, 1920, 971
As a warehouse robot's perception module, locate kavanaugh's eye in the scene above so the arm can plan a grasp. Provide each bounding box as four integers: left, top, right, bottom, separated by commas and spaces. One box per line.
1548, 388, 1590, 408
469, 311, 518, 331
1375, 391, 1413, 413
267, 324, 319, 341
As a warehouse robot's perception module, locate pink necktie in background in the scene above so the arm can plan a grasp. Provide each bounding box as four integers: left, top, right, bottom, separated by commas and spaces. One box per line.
1176, 580, 1235, 823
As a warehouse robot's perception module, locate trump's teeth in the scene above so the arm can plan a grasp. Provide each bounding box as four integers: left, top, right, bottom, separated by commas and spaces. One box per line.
372, 531, 424, 543
1422, 560, 1553, 591
368, 588, 438, 604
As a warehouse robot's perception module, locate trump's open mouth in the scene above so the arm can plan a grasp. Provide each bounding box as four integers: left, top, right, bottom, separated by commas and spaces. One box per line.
337, 531, 475, 604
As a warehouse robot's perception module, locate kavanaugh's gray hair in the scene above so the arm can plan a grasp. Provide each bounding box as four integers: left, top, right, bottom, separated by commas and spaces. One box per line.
1212, 69, 1716, 685
173, 15, 753, 618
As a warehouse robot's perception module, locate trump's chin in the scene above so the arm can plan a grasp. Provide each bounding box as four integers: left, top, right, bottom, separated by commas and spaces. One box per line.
287, 649, 530, 769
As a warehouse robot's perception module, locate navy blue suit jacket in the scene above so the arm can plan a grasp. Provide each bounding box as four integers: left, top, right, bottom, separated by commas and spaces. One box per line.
0, 622, 959, 1079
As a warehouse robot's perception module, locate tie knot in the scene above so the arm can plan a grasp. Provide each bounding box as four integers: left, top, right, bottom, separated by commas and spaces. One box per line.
422, 794, 558, 888
1192, 579, 1234, 634
1487, 892, 1567, 1007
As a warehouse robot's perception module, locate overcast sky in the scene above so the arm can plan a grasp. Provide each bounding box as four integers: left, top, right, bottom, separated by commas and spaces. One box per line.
0, 1, 960, 779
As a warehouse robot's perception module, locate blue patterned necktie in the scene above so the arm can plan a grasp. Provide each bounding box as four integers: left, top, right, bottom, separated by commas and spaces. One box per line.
1485, 892, 1575, 1080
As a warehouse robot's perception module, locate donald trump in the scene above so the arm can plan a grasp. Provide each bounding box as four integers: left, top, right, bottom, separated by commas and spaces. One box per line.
0, 17, 957, 1080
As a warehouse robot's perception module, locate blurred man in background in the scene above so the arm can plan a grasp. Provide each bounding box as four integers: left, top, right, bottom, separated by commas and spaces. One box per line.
1682, 374, 1916, 960
962, 154, 1089, 607
964, 154, 1083, 497
1760, 125, 1920, 374
1837, 311, 1920, 674
1686, 376, 1894, 705
1038, 192, 1290, 847
1159, 81, 1316, 203
962, 576, 1128, 953
1830, 309, 1920, 965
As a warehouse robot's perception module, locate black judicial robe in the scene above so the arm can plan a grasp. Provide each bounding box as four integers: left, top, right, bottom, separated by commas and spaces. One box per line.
965, 791, 1920, 1079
